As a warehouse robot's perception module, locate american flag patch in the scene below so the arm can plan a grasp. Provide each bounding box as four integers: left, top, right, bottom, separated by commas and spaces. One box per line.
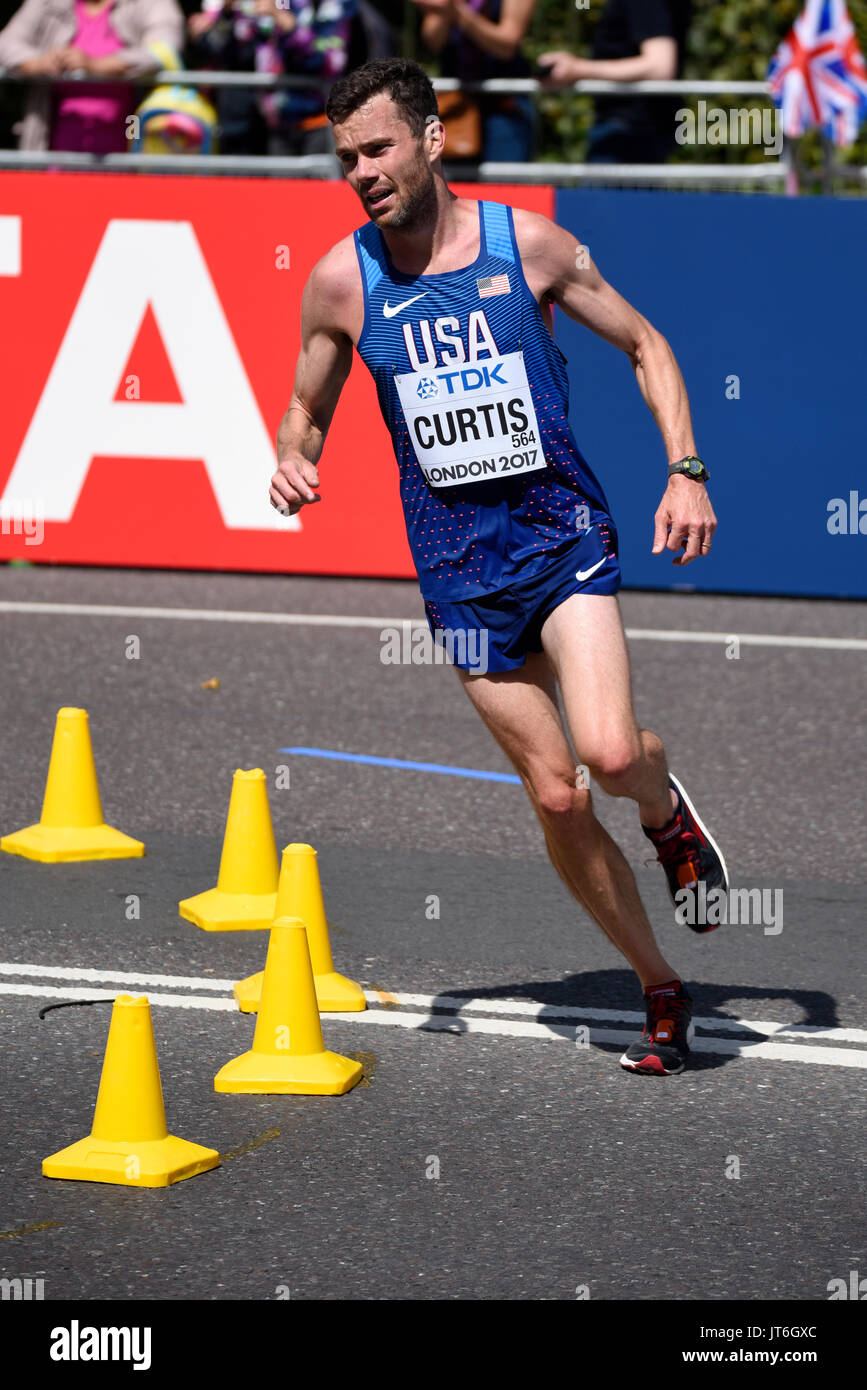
477, 274, 511, 299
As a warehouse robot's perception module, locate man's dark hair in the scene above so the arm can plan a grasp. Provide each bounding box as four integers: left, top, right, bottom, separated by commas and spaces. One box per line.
326, 58, 438, 139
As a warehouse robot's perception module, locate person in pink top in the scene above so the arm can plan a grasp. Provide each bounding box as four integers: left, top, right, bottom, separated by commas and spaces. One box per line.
51, 0, 135, 152
0, 0, 184, 151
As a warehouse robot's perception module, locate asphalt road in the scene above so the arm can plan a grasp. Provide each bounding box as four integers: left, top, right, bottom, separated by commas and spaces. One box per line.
0, 565, 865, 1305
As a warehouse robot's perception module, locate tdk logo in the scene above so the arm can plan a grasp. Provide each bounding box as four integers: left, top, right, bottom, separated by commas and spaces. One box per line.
437, 364, 508, 394
416, 377, 439, 400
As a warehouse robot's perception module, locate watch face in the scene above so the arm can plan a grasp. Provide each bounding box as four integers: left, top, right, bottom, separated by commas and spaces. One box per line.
688, 459, 702, 475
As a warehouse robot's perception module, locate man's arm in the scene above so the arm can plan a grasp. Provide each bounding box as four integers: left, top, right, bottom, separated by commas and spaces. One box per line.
540, 0, 681, 86
447, 0, 535, 63
539, 36, 677, 87
269, 247, 356, 517
413, 0, 534, 62
514, 209, 716, 566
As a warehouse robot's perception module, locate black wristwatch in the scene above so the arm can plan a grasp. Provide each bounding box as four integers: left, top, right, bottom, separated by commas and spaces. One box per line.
668, 455, 710, 483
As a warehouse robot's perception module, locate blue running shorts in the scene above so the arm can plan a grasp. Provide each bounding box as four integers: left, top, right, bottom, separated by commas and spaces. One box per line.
423, 519, 621, 674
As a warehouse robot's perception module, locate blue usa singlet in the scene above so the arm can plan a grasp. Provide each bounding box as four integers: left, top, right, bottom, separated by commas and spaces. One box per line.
353, 200, 614, 601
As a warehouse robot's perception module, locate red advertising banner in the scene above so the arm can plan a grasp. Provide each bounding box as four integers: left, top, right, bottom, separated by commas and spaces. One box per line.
0, 173, 554, 576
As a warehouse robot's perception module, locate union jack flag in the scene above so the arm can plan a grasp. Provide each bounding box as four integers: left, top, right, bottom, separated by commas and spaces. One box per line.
477, 274, 511, 299
768, 0, 867, 146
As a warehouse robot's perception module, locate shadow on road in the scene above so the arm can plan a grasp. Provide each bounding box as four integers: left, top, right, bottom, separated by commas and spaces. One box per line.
427, 970, 840, 1072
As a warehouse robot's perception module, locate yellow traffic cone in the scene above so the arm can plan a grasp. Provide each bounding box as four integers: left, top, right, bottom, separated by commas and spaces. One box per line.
42, 995, 219, 1186
179, 769, 279, 930
215, 917, 363, 1095
1, 707, 144, 862
233, 843, 366, 1013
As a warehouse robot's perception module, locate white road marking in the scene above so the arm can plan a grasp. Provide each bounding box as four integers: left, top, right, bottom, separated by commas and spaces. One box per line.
0, 961, 233, 991
2, 964, 864, 1043
0, 602, 392, 629
390, 991, 867, 1046
2, 967, 866, 1069
0, 982, 235, 1011
625, 628, 867, 653
0, 602, 864, 652
2, 965, 864, 1045
323, 1011, 867, 1069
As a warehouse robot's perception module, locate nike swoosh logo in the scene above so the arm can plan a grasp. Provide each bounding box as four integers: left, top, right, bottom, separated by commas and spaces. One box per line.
575, 557, 607, 582
383, 293, 428, 319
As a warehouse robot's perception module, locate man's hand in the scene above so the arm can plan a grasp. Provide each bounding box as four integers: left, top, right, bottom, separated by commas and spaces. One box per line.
652, 474, 717, 566
270, 452, 321, 517
537, 51, 589, 87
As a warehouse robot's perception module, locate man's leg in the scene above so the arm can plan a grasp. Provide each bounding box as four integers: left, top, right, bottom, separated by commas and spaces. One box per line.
542, 591, 729, 931
455, 648, 678, 990
540, 592, 676, 829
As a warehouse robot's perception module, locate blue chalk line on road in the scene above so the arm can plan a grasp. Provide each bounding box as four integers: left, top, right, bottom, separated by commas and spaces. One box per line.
281, 746, 522, 784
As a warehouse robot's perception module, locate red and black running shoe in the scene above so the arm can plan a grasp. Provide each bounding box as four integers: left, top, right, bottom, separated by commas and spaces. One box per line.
642, 773, 729, 933
620, 980, 694, 1075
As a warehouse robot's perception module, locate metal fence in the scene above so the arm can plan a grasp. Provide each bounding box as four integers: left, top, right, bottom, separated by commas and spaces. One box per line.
0, 68, 862, 191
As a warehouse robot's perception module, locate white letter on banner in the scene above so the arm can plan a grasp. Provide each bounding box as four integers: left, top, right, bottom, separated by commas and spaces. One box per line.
0, 221, 294, 532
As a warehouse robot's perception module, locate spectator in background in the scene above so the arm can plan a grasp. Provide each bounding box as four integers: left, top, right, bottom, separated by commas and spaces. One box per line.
186, 0, 276, 155
186, 0, 356, 157
413, 0, 535, 163
0, 0, 23, 145
0, 0, 184, 151
539, 0, 692, 164
354, 0, 395, 61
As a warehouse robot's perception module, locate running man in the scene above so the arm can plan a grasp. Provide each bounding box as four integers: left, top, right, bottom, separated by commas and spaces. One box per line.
269, 57, 728, 1075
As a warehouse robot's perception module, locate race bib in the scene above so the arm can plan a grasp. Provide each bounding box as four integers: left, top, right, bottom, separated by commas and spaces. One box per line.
395, 350, 548, 489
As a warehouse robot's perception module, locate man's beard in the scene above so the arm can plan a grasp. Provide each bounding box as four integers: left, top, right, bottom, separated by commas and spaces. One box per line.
383, 165, 437, 231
